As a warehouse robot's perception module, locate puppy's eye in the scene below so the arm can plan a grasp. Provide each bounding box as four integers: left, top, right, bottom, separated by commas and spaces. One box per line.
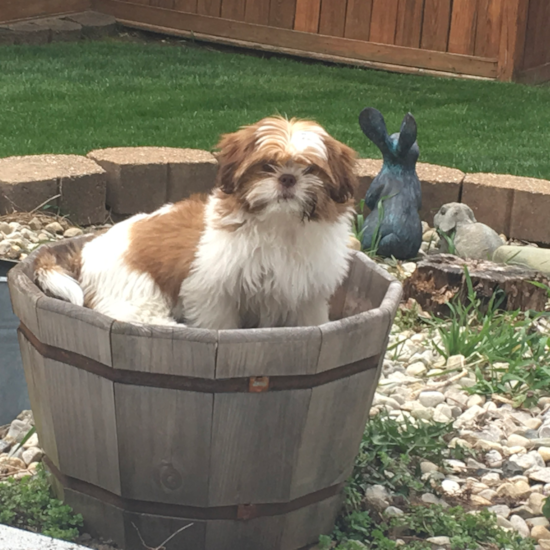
262, 164, 276, 173
303, 165, 315, 175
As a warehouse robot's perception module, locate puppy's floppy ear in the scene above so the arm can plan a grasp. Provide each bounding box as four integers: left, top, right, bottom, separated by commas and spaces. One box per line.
324, 136, 358, 204
215, 127, 256, 194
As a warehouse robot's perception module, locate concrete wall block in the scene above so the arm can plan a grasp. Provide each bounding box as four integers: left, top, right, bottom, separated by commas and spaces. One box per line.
462, 173, 515, 236
88, 147, 172, 216
0, 155, 107, 225
509, 177, 550, 244
165, 148, 218, 202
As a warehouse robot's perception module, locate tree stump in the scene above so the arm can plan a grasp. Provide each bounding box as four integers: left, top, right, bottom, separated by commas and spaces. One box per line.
403, 254, 549, 316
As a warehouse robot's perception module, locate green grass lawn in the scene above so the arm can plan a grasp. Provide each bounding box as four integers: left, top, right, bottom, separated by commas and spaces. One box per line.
1, 38, 550, 179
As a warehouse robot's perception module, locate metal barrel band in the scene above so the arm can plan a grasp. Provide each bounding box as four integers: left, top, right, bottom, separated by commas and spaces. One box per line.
43, 456, 344, 521
19, 322, 380, 393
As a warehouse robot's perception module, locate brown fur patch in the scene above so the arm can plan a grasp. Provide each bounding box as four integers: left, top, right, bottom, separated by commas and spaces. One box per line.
125, 195, 207, 304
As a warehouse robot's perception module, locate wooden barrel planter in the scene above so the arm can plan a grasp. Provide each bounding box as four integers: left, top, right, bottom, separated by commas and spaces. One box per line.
8, 237, 402, 550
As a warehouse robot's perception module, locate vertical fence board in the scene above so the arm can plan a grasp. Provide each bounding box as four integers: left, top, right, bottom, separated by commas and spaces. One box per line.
395, 0, 424, 48
344, 0, 373, 41
220, 0, 246, 20
420, 0, 452, 51
245, 0, 270, 24
269, 0, 297, 29
523, 0, 550, 68
174, 0, 198, 12
369, 0, 399, 44
197, 0, 221, 16
448, 0, 478, 55
498, 0, 529, 79
318, 0, 347, 37
474, 0, 502, 58
294, 0, 320, 32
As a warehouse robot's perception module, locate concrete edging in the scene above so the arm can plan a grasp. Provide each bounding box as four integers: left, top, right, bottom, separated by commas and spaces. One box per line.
0, 524, 90, 550
0, 149, 548, 245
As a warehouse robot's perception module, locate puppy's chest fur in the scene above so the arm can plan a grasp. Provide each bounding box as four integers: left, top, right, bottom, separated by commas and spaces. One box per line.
178, 203, 352, 328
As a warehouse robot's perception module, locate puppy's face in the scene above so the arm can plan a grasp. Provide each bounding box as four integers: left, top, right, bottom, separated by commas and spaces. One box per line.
215, 117, 357, 221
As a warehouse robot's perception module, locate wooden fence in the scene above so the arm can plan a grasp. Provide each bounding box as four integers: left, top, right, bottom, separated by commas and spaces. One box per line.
1, 0, 549, 83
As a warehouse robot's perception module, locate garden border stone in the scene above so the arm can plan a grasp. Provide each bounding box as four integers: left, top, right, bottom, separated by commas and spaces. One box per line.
0, 148, 549, 245
8, 21, 50, 45
87, 146, 217, 215
62, 11, 117, 39
0, 155, 107, 225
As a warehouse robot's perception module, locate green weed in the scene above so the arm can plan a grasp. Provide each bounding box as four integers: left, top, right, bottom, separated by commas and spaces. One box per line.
0, 465, 82, 541
428, 269, 550, 408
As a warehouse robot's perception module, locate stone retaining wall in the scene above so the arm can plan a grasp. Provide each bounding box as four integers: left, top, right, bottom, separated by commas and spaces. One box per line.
0, 149, 549, 244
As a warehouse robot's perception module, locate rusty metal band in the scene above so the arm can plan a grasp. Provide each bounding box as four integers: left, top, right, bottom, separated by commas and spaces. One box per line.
19, 322, 380, 393
43, 456, 343, 521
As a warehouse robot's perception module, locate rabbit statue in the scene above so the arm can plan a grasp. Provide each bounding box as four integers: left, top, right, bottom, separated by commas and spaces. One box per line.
433, 202, 504, 260
359, 107, 423, 260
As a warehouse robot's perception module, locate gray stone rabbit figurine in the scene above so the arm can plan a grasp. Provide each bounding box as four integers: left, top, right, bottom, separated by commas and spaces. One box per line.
359, 108, 423, 260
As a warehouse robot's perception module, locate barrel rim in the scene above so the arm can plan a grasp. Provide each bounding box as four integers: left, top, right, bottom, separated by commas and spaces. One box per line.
9, 240, 402, 342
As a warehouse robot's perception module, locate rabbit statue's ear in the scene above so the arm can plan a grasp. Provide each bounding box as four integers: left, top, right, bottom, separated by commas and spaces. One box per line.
359, 107, 390, 154
396, 113, 417, 156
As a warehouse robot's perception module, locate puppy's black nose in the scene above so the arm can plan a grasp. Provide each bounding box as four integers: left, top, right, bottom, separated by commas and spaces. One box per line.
279, 174, 297, 188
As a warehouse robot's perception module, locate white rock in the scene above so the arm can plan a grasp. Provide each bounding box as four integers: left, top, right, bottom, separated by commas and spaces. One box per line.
21, 447, 43, 466
459, 377, 476, 388
434, 403, 454, 420
478, 489, 497, 501
441, 479, 461, 496
410, 403, 434, 421
454, 405, 485, 428
527, 517, 550, 528
512, 451, 545, 471
28, 217, 42, 230
485, 450, 503, 468
63, 227, 84, 238
365, 485, 391, 509
507, 434, 532, 448
420, 461, 439, 474
419, 391, 446, 408
471, 494, 492, 506
0, 222, 12, 234
504, 445, 529, 457
421, 493, 449, 508
489, 504, 511, 518
524, 418, 543, 431
444, 459, 467, 473
467, 394, 486, 408
529, 493, 546, 516
406, 362, 427, 377
45, 221, 64, 234
510, 515, 530, 538
496, 516, 513, 529
529, 468, 550, 484
445, 389, 469, 408
6, 420, 33, 444
426, 537, 451, 546
384, 506, 405, 517
539, 447, 550, 463
531, 525, 550, 541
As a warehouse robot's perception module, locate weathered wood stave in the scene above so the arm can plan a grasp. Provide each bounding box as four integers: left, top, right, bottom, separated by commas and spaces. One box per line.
8, 241, 401, 550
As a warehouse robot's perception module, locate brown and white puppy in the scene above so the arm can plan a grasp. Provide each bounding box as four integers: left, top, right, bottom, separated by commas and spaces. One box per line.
34, 116, 358, 329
